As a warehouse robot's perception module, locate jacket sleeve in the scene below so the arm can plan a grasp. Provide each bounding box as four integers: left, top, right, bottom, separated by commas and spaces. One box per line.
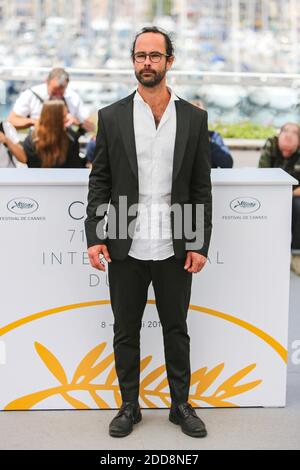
84, 110, 112, 248
189, 110, 212, 257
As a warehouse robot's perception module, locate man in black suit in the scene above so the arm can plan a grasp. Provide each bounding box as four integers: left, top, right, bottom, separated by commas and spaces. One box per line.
85, 27, 212, 438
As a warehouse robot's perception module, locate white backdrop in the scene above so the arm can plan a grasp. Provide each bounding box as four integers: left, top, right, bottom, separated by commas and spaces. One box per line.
0, 168, 296, 410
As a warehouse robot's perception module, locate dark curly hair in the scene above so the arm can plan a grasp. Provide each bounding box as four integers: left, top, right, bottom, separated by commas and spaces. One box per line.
131, 26, 174, 60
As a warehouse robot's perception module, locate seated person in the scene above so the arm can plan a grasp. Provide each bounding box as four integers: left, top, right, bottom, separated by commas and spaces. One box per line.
258, 122, 300, 273
192, 100, 233, 168
209, 129, 233, 168
85, 135, 96, 168
7, 67, 94, 132
14, 100, 87, 168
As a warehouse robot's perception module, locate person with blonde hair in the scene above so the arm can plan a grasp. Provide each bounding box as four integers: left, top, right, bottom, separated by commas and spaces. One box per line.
15, 100, 86, 168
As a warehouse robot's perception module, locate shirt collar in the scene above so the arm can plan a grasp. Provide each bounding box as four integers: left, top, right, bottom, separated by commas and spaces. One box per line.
134, 86, 179, 103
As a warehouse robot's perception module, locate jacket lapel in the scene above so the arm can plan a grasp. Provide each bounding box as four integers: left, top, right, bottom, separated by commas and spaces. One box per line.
118, 92, 191, 184
118, 91, 139, 180
172, 99, 191, 182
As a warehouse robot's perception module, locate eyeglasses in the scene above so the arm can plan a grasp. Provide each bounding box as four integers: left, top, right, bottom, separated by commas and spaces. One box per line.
133, 52, 170, 63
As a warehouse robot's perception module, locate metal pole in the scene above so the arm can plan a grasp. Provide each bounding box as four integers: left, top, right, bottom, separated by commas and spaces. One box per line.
106, 0, 116, 61
290, 0, 298, 73
261, 0, 269, 31
231, 0, 240, 73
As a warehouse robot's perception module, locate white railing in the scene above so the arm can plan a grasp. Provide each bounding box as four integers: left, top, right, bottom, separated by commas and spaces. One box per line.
1, 67, 300, 87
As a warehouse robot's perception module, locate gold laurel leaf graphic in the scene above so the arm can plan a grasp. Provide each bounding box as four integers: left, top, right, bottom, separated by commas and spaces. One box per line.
194, 363, 225, 396
105, 361, 118, 385
140, 364, 166, 389
78, 352, 115, 385
190, 366, 207, 385
4, 342, 263, 410
5, 389, 62, 410
89, 390, 110, 408
155, 376, 169, 393
61, 392, 91, 409
211, 364, 262, 400
140, 395, 158, 408
34, 342, 68, 385
140, 356, 153, 373
71, 343, 107, 385
197, 397, 237, 407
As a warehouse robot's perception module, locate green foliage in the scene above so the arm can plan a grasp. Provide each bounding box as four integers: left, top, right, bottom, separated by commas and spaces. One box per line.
150, 0, 172, 17
210, 121, 278, 139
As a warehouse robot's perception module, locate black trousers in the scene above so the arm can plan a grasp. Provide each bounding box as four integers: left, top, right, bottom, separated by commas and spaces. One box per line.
292, 196, 300, 250
107, 254, 193, 404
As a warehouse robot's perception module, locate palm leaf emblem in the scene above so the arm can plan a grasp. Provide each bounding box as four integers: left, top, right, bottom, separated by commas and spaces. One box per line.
5, 342, 262, 410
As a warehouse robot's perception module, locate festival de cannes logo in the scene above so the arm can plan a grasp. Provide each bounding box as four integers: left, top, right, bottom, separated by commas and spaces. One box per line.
230, 197, 261, 214
7, 198, 39, 215
0, 300, 287, 410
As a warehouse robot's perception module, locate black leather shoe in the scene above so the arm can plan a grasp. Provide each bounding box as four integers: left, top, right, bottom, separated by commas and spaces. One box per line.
109, 401, 142, 437
169, 402, 207, 438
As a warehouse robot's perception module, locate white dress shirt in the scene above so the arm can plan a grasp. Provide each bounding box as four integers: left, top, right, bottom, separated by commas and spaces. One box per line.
13, 83, 89, 123
128, 86, 179, 261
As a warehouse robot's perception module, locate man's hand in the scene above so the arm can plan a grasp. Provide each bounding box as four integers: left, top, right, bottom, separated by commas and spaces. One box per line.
82, 118, 95, 132
87, 244, 111, 272
293, 187, 300, 197
64, 113, 80, 128
184, 251, 207, 273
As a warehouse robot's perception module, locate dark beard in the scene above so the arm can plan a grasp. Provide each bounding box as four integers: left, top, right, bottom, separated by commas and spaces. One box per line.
135, 68, 166, 88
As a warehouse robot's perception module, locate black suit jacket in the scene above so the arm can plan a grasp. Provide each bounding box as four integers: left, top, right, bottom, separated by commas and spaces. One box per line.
85, 91, 212, 260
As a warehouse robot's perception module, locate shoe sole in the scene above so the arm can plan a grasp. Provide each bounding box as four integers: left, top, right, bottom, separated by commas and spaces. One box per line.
109, 413, 142, 438
169, 414, 207, 438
